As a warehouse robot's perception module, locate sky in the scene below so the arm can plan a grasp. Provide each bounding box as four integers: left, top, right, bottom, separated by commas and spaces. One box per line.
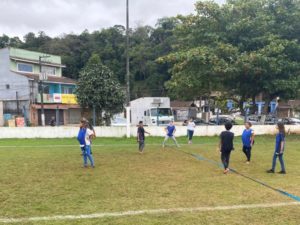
0, 0, 225, 39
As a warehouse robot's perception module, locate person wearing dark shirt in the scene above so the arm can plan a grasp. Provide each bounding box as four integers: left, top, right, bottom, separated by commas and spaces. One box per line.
267, 122, 286, 174
219, 122, 234, 174
137, 121, 150, 153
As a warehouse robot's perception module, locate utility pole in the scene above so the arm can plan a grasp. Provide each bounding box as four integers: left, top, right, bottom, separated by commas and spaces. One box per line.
126, 0, 130, 105
39, 55, 49, 126
125, 0, 131, 137
16, 91, 19, 115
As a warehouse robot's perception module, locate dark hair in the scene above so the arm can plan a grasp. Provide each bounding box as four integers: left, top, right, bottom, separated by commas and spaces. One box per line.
139, 121, 143, 124
245, 121, 252, 127
225, 122, 233, 131
277, 122, 286, 136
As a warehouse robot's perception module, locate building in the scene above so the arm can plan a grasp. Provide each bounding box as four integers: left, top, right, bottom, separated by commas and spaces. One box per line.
0, 47, 81, 126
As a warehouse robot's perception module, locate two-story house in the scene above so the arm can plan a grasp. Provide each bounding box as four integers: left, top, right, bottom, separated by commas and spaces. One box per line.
0, 47, 81, 126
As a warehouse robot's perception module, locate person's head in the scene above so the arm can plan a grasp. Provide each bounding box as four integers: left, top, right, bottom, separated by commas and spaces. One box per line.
245, 121, 252, 129
276, 122, 286, 135
80, 118, 88, 128
139, 121, 143, 127
189, 117, 194, 122
169, 120, 174, 125
225, 122, 233, 131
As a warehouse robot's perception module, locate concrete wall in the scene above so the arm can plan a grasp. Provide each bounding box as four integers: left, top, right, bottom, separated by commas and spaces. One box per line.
0, 125, 299, 139
0, 48, 31, 101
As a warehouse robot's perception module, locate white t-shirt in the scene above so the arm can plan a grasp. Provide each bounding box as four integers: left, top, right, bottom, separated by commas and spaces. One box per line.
187, 121, 196, 131
85, 128, 94, 145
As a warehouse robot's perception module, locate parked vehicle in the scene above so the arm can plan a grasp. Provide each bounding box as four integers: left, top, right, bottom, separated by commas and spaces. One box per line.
209, 116, 237, 125
111, 117, 127, 126
264, 115, 278, 125
247, 115, 261, 125
130, 97, 174, 126
280, 118, 300, 125
182, 118, 208, 126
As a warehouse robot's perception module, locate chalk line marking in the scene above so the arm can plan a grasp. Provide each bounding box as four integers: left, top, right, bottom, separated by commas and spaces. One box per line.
1, 202, 299, 223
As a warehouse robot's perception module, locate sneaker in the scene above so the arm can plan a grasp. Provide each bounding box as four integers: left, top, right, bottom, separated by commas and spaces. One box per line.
246, 161, 250, 165
278, 171, 286, 174
267, 169, 274, 173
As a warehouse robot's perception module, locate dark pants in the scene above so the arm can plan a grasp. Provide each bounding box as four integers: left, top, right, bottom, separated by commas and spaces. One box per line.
139, 140, 145, 152
188, 130, 194, 141
221, 151, 231, 169
243, 146, 252, 161
272, 152, 286, 172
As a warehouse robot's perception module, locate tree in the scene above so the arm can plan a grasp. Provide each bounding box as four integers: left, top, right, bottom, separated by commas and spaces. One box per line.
75, 54, 125, 125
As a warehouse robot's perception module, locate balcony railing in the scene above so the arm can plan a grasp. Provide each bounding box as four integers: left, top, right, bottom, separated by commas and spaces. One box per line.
36, 93, 78, 104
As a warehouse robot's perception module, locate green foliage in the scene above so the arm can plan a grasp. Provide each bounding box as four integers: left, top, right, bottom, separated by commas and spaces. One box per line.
75, 54, 125, 125
159, 0, 300, 112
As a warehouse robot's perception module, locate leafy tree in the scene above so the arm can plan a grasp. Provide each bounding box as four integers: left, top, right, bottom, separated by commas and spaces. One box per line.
75, 54, 125, 125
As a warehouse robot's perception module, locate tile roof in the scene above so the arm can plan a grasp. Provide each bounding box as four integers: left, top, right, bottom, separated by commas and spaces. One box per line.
14, 71, 77, 84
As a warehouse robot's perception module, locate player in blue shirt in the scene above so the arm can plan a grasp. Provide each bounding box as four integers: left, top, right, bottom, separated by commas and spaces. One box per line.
267, 122, 286, 174
162, 121, 180, 148
241, 122, 255, 164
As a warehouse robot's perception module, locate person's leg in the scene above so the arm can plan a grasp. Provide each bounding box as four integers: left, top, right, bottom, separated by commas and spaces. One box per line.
139, 140, 145, 152
226, 151, 231, 168
171, 136, 180, 147
242, 146, 248, 160
271, 153, 278, 171
81, 147, 87, 167
278, 154, 286, 172
85, 145, 94, 167
221, 152, 227, 169
162, 136, 169, 147
247, 147, 252, 162
189, 130, 194, 144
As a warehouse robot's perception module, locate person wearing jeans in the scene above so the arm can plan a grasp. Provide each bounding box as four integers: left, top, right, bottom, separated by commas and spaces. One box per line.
267, 122, 286, 174
82, 145, 94, 167
187, 118, 196, 144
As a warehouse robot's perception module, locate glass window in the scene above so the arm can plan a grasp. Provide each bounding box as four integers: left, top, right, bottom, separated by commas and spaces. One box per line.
150, 108, 172, 117
17, 63, 33, 73
61, 86, 74, 94
41, 66, 56, 75
43, 85, 50, 94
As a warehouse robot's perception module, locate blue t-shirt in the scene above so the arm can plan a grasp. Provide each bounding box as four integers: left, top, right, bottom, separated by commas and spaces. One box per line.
242, 129, 253, 147
167, 125, 176, 137
275, 132, 285, 153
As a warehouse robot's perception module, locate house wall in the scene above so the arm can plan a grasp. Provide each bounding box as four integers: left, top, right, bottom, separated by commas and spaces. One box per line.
9, 47, 62, 76
0, 48, 31, 101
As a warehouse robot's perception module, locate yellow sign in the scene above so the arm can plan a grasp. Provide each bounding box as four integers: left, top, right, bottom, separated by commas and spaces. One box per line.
61, 94, 78, 104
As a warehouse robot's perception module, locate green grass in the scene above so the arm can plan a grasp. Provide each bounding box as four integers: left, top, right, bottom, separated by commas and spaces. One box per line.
0, 136, 299, 225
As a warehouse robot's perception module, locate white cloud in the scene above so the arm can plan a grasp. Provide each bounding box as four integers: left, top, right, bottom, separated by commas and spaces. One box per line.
0, 0, 225, 39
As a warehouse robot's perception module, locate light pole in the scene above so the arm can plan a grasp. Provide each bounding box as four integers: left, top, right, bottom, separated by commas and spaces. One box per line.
39, 55, 50, 126
126, 0, 130, 105
125, 0, 131, 138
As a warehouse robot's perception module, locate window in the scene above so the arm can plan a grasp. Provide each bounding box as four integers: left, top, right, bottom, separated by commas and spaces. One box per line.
17, 63, 33, 73
6, 84, 10, 89
41, 66, 56, 76
61, 86, 74, 94
150, 108, 172, 117
43, 85, 50, 94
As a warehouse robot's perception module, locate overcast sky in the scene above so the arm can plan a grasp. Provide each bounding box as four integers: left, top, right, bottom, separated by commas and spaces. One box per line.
0, 0, 225, 39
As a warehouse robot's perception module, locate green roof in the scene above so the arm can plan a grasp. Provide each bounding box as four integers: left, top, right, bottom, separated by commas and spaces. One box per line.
9, 47, 61, 64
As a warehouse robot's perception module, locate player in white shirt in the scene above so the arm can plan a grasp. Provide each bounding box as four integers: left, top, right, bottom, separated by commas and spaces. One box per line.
187, 118, 196, 144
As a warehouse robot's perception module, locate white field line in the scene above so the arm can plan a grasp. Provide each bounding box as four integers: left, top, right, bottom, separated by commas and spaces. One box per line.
0, 143, 217, 148
0, 202, 299, 224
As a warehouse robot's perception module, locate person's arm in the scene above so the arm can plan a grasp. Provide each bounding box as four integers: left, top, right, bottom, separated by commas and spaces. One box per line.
173, 128, 176, 136
280, 135, 285, 154
137, 130, 140, 142
145, 130, 151, 135
219, 133, 223, 152
250, 131, 255, 146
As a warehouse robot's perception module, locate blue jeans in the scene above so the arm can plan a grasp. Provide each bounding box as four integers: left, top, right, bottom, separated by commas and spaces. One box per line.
81, 145, 94, 166
272, 152, 285, 172
188, 130, 194, 141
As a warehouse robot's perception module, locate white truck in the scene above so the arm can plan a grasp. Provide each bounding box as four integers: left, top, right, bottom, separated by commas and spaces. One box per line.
130, 97, 174, 126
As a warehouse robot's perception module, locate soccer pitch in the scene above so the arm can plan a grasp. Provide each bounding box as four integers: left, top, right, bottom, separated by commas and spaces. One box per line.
0, 136, 299, 225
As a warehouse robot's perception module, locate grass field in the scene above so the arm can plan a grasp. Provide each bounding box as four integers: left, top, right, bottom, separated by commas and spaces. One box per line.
0, 135, 300, 225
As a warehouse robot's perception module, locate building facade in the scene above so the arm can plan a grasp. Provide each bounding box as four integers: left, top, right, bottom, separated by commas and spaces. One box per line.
0, 47, 81, 126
